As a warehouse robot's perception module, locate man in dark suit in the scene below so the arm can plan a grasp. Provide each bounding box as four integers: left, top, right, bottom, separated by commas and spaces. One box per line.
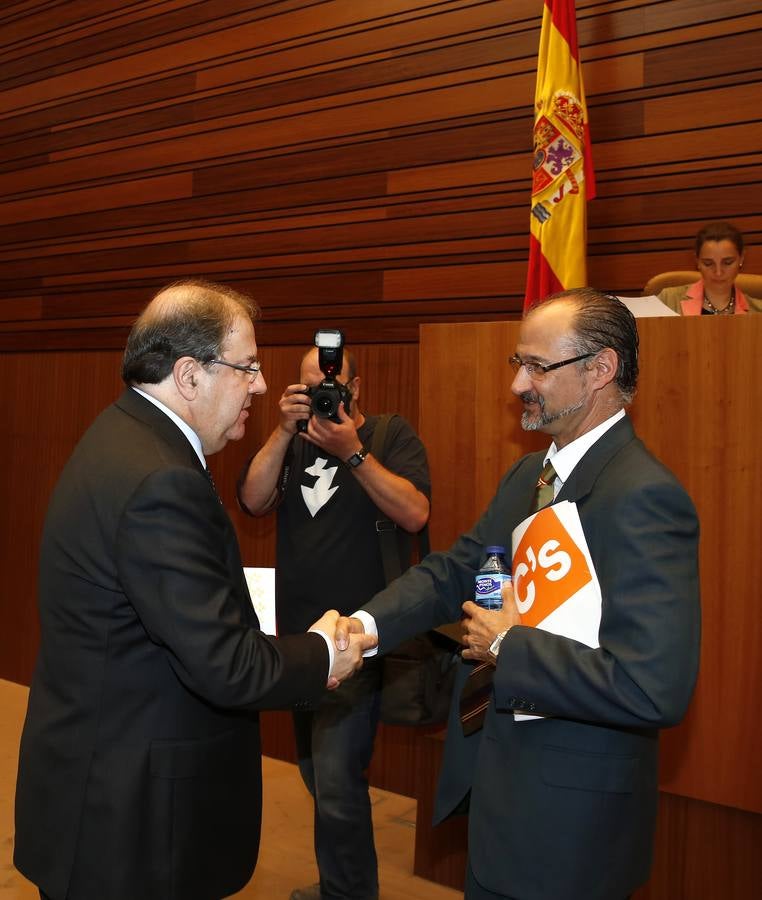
335, 289, 701, 900
14, 279, 375, 900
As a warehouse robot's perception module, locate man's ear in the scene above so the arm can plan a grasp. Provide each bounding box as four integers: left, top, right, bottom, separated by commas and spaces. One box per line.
348, 376, 361, 401
589, 348, 618, 389
174, 356, 200, 400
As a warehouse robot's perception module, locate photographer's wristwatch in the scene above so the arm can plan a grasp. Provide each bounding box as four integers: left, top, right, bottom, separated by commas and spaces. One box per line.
346, 447, 368, 468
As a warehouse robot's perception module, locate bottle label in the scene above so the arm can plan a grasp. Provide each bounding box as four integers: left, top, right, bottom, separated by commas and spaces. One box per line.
474, 573, 511, 609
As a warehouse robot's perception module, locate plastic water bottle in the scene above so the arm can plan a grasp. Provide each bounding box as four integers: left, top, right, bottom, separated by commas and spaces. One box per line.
474, 545, 511, 610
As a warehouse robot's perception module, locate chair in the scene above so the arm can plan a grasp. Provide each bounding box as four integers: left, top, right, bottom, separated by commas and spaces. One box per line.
643, 271, 762, 299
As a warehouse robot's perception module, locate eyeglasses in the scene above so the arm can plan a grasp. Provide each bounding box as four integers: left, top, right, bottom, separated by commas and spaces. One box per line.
509, 352, 594, 378
209, 358, 261, 378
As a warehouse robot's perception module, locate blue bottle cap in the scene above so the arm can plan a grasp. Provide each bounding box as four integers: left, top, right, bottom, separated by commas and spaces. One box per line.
485, 545, 506, 554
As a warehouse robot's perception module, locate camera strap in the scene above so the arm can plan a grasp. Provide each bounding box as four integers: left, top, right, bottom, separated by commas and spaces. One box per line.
274, 439, 294, 507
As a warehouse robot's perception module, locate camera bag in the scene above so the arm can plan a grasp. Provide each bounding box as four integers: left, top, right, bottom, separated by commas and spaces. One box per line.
371, 415, 459, 727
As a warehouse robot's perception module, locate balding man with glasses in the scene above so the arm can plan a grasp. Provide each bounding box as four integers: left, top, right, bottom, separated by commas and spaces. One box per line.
15, 278, 375, 900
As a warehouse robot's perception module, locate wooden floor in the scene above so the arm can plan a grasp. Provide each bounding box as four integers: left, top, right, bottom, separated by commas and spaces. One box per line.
0, 679, 460, 900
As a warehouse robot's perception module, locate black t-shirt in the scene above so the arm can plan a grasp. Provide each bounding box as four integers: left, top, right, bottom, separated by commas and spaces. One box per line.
276, 414, 430, 635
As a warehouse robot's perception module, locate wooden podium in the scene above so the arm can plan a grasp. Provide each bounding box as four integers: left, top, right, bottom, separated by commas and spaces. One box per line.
413, 316, 762, 899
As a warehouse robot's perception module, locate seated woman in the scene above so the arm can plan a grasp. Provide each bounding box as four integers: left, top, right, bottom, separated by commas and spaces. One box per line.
658, 222, 762, 315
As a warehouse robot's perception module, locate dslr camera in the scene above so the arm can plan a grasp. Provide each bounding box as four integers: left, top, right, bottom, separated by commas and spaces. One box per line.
296, 329, 351, 432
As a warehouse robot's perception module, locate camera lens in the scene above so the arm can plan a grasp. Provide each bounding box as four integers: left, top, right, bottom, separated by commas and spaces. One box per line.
314, 394, 335, 415
311, 386, 339, 419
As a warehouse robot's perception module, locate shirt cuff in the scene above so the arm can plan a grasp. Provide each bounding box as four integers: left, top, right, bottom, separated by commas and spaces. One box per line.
353, 610, 379, 657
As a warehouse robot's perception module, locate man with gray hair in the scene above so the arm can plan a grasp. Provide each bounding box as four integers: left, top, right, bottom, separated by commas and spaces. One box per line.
335, 289, 701, 900
14, 279, 374, 900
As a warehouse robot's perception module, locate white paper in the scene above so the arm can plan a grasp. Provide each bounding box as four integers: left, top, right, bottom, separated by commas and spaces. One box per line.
617, 294, 679, 317
243, 567, 276, 635
511, 500, 602, 720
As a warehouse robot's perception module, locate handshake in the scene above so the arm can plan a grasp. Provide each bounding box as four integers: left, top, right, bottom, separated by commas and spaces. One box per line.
309, 580, 522, 689
308, 611, 377, 689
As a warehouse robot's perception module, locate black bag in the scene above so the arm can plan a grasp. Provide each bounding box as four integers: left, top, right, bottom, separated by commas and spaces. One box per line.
378, 628, 459, 726
370, 415, 459, 726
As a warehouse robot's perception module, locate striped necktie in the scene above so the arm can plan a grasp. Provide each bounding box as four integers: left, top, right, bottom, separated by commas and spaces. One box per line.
532, 460, 557, 512
459, 661, 495, 736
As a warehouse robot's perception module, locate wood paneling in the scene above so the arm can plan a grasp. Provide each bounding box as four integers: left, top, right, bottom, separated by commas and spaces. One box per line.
1, 0, 760, 349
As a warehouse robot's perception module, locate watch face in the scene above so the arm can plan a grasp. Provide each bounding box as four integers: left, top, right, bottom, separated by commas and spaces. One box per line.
489, 631, 506, 656
347, 449, 366, 467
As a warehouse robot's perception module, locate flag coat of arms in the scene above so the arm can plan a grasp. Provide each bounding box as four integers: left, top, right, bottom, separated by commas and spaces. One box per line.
524, 0, 596, 310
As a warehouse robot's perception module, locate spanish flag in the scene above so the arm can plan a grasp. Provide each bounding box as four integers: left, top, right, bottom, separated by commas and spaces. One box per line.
524, 0, 596, 311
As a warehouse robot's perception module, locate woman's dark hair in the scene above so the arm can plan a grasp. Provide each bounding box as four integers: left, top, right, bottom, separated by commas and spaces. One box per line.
121, 279, 258, 385
694, 222, 744, 256
534, 288, 639, 404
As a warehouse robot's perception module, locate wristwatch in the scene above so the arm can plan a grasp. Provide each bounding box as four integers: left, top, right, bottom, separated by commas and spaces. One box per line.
488, 629, 509, 661
346, 447, 368, 468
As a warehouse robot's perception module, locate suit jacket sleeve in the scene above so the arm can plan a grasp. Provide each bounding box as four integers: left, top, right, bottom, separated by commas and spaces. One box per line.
364, 457, 533, 646
116, 464, 329, 710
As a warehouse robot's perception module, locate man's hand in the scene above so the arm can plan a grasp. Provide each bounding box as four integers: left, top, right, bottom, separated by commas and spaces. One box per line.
301, 403, 360, 461
334, 615, 367, 651
309, 610, 377, 688
278, 383, 311, 434
329, 631, 377, 687
461, 580, 520, 664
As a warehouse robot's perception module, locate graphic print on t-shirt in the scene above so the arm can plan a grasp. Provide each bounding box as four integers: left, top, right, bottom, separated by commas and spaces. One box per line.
301, 456, 339, 517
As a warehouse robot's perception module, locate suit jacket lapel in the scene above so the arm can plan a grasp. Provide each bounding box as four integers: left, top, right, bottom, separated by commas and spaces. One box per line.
115, 388, 204, 474
555, 415, 636, 506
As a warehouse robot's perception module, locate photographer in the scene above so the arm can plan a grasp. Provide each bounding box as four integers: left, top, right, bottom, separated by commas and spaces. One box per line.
237, 336, 430, 900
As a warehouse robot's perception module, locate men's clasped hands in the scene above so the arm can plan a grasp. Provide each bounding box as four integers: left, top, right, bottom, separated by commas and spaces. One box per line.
331, 578, 519, 667
310, 608, 378, 689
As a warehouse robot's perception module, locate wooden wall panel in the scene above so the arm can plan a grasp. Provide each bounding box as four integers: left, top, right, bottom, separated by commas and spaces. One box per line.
1, 0, 760, 349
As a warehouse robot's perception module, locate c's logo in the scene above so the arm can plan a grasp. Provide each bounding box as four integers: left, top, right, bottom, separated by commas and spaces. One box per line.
513, 509, 591, 627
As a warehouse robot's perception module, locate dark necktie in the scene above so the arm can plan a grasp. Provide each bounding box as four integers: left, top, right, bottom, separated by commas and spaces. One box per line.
459, 459, 558, 735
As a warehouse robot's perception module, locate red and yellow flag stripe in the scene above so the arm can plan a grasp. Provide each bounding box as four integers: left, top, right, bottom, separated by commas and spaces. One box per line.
524, 0, 595, 311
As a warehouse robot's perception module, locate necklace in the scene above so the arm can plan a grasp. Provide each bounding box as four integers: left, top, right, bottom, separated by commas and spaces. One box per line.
703, 287, 735, 315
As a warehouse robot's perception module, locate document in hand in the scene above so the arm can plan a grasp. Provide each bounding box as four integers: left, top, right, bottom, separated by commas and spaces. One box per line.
510, 500, 602, 721
243, 566, 277, 635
